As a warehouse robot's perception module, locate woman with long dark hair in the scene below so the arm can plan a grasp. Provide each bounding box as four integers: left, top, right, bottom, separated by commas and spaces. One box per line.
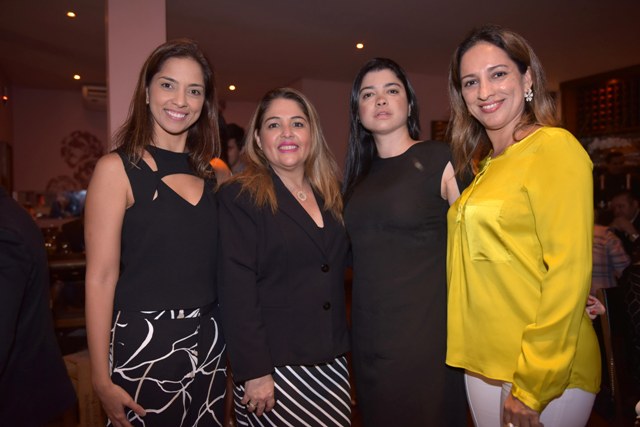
343, 58, 467, 426
85, 39, 227, 426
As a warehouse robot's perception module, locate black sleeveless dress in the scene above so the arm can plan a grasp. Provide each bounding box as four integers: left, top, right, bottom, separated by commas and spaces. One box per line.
344, 141, 466, 426
109, 146, 226, 426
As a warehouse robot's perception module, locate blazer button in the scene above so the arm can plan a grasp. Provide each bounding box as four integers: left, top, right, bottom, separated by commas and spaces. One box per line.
321, 264, 330, 272
323, 302, 331, 310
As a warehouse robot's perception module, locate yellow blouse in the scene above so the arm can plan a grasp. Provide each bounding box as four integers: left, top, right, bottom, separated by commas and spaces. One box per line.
446, 127, 601, 412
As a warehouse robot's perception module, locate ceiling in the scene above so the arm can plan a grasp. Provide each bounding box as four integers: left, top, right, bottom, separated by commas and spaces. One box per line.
1, 0, 640, 102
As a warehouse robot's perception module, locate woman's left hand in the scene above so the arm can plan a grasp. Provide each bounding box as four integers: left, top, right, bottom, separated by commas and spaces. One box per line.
242, 374, 276, 417
503, 393, 543, 427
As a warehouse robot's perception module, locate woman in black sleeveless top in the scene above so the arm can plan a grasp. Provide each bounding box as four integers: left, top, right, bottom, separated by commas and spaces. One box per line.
85, 39, 226, 426
342, 58, 467, 426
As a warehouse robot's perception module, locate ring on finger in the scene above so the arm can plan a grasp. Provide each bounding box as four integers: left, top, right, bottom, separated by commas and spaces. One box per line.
507, 423, 518, 427
247, 402, 256, 409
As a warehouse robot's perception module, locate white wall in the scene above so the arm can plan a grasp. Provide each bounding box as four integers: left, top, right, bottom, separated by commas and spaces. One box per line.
223, 100, 257, 130
407, 71, 451, 138
298, 79, 352, 171
106, 0, 166, 147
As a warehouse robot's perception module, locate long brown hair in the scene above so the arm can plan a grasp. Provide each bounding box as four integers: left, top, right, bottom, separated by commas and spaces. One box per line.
113, 38, 220, 178
447, 25, 559, 176
231, 88, 343, 220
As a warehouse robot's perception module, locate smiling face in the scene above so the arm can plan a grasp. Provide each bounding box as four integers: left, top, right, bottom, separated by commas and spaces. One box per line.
256, 98, 311, 175
357, 68, 410, 137
459, 42, 531, 138
147, 57, 205, 144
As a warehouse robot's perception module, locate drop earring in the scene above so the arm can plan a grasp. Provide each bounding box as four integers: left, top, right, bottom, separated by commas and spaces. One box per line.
524, 88, 533, 102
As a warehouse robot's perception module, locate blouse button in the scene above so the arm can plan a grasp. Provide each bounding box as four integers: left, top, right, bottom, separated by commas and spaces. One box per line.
321, 264, 330, 272
323, 302, 331, 310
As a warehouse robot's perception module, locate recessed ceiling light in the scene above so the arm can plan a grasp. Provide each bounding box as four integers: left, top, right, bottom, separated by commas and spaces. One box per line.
66, 11, 77, 18
356, 43, 364, 49
73, 74, 81, 80
228, 85, 236, 91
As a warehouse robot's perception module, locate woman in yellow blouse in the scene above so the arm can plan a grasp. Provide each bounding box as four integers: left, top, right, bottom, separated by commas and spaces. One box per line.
446, 25, 601, 427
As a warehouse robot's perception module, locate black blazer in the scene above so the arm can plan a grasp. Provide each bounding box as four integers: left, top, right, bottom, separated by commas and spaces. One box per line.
0, 187, 76, 424
218, 175, 350, 383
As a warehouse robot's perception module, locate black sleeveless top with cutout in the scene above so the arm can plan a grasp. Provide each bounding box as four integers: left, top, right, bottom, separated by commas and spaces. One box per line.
114, 145, 218, 310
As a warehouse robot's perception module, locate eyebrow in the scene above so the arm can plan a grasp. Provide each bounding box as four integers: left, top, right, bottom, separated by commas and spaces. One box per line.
157, 75, 205, 89
359, 82, 402, 94
264, 115, 308, 122
461, 64, 509, 80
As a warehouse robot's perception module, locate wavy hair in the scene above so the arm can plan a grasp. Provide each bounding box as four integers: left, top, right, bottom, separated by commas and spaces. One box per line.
447, 25, 559, 176
113, 38, 220, 178
231, 88, 343, 221
342, 58, 421, 202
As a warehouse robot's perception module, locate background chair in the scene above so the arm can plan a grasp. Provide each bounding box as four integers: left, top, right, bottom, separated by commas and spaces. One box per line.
597, 286, 640, 425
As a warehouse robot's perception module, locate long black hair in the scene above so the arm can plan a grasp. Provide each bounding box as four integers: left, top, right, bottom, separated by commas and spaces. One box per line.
342, 58, 420, 203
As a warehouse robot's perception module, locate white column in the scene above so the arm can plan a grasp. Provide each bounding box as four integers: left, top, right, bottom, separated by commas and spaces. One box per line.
106, 0, 166, 148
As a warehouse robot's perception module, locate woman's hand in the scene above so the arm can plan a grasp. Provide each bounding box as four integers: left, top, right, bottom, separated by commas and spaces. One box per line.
503, 393, 543, 427
242, 374, 276, 417
95, 381, 146, 427
586, 295, 606, 319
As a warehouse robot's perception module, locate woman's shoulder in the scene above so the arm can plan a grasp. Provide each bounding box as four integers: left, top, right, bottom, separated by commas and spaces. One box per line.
531, 126, 576, 140
527, 127, 579, 146
528, 127, 587, 157
520, 127, 592, 175
218, 179, 258, 209
413, 139, 449, 150
406, 140, 452, 166
93, 152, 128, 175
86, 152, 132, 200
217, 179, 243, 199
411, 139, 451, 157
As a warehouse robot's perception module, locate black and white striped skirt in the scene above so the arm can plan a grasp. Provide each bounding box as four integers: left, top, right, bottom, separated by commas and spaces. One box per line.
109, 304, 227, 426
234, 356, 351, 427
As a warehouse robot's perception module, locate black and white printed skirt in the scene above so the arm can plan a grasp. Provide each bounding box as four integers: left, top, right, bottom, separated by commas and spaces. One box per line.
234, 356, 351, 427
109, 304, 227, 426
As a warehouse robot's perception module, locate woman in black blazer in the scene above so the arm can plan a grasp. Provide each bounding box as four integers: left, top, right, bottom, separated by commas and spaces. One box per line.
218, 88, 351, 426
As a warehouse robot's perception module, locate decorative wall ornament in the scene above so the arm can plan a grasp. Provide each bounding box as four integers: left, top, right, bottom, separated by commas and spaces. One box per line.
46, 130, 104, 192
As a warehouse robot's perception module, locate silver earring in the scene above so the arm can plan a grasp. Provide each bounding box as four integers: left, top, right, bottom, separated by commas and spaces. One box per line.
524, 88, 533, 102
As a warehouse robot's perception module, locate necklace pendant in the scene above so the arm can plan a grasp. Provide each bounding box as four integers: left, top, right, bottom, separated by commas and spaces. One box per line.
296, 190, 307, 201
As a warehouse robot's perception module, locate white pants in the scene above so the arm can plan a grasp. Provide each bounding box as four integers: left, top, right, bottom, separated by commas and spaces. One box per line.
465, 372, 595, 427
